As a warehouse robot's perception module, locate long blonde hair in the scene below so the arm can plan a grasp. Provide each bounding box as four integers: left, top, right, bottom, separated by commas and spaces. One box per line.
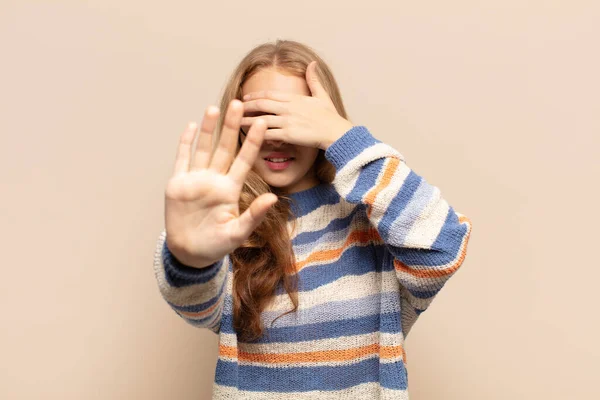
213, 39, 350, 342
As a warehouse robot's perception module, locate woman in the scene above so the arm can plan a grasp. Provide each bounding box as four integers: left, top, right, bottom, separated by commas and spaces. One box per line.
153, 39, 473, 399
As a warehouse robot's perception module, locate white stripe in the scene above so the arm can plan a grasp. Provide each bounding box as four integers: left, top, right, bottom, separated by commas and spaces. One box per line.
264, 269, 400, 313
332, 142, 404, 199
403, 187, 450, 249
213, 381, 409, 400
288, 198, 356, 238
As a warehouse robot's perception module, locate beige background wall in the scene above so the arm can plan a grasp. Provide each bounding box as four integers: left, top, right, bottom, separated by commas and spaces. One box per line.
1, 1, 598, 399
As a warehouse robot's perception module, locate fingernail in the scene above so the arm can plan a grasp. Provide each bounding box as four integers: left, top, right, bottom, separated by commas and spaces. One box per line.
188, 122, 197, 130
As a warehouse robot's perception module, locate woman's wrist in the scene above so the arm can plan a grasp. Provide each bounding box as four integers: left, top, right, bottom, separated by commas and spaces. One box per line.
320, 118, 354, 151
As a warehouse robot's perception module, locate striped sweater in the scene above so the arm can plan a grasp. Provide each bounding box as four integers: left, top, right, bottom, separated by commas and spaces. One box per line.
153, 125, 473, 399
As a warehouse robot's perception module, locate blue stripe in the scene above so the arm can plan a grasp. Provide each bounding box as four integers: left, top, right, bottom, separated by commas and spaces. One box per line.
345, 160, 381, 204
256, 291, 401, 328
372, 244, 448, 299
385, 207, 467, 267
287, 183, 339, 219
291, 206, 361, 246
221, 311, 402, 338
431, 206, 468, 254
378, 170, 424, 243
274, 244, 391, 296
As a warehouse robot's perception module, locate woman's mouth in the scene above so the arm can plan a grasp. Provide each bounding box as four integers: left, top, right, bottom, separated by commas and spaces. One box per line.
264, 157, 294, 170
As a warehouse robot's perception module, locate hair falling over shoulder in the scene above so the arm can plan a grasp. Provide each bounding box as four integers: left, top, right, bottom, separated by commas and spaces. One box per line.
215, 39, 349, 342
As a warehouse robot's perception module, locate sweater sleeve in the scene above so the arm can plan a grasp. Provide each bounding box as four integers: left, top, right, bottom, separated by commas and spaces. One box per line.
324, 126, 473, 338
152, 229, 229, 334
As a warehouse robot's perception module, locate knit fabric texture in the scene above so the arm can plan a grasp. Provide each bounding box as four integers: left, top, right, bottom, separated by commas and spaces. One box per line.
153, 125, 473, 399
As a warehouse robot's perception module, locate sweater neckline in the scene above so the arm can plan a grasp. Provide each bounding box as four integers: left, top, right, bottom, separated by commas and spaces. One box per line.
285, 181, 336, 218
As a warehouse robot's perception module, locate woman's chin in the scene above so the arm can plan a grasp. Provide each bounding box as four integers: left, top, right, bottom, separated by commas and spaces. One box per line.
263, 175, 295, 188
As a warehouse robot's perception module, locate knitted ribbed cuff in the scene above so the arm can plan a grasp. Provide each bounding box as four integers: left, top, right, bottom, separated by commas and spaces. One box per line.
324, 125, 380, 171
162, 240, 224, 287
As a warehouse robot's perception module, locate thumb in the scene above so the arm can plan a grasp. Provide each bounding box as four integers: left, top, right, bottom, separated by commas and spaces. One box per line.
235, 193, 278, 240
306, 61, 333, 105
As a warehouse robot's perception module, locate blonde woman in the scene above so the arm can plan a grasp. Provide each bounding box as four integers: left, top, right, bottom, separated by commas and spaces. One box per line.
153, 39, 473, 399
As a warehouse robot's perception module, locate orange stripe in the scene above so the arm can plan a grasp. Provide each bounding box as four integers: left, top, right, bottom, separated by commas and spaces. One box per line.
219, 342, 406, 364
294, 227, 380, 272
219, 344, 238, 358
393, 214, 472, 279
294, 214, 472, 280
365, 156, 402, 219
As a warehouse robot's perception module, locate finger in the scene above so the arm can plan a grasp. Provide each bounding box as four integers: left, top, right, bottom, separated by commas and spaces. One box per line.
173, 122, 199, 176
242, 90, 293, 102
306, 61, 336, 108
190, 106, 219, 171
233, 192, 279, 243
305, 61, 326, 98
242, 98, 287, 115
240, 115, 284, 130
262, 128, 286, 143
228, 118, 267, 187
209, 99, 244, 174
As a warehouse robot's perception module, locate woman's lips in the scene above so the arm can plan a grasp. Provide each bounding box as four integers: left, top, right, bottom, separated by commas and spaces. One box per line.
264, 158, 294, 170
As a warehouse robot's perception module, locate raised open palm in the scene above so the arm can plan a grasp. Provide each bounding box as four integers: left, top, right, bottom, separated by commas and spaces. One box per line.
164, 99, 278, 268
